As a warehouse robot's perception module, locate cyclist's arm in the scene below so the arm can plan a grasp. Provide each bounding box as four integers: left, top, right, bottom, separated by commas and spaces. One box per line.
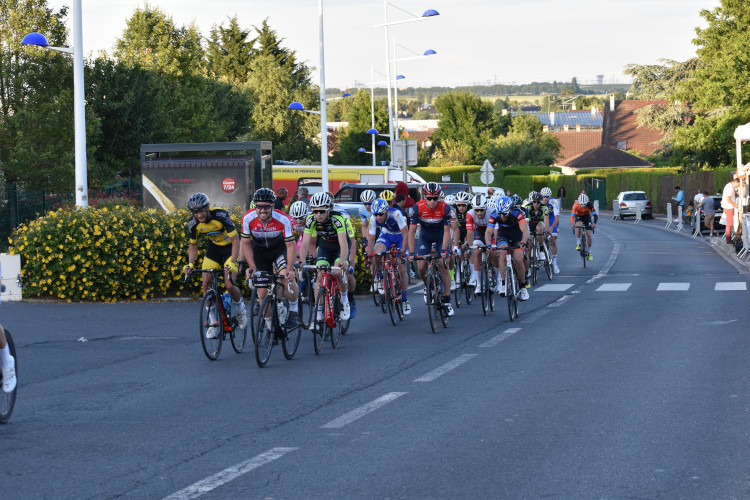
485, 221, 495, 246
337, 230, 350, 266
400, 224, 409, 255
543, 212, 549, 230
408, 223, 417, 255
520, 219, 530, 244
228, 234, 240, 269
241, 236, 255, 277
187, 241, 198, 270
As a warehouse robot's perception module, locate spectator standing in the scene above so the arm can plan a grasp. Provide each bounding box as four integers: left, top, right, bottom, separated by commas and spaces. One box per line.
721, 178, 741, 244
274, 187, 288, 212
297, 187, 311, 212
672, 186, 685, 222
557, 185, 566, 210
395, 181, 415, 222
698, 190, 715, 236
487, 187, 495, 197
694, 189, 704, 207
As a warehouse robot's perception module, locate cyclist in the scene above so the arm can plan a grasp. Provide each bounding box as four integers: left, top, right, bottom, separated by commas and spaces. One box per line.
408, 182, 455, 317
184, 193, 246, 338
453, 191, 473, 289
241, 188, 300, 330
486, 196, 530, 300
299, 192, 352, 324
540, 187, 560, 273
0, 327, 15, 393
359, 189, 379, 292
379, 189, 396, 209
570, 193, 598, 260
367, 198, 411, 315
523, 191, 550, 264
465, 192, 491, 292
331, 196, 359, 318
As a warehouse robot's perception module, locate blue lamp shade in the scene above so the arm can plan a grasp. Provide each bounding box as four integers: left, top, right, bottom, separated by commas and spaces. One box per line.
366, 128, 378, 135
288, 102, 305, 111
342, 92, 351, 98
424, 49, 437, 56
396, 75, 406, 80
422, 9, 440, 17
377, 141, 388, 146
21, 32, 49, 47
358, 148, 367, 153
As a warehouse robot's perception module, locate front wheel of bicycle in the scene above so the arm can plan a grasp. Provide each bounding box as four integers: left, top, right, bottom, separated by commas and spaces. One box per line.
230, 297, 248, 353
200, 290, 222, 361
543, 246, 553, 280
0, 328, 17, 424
507, 266, 516, 322
530, 246, 538, 286
297, 276, 310, 331
426, 273, 438, 333
254, 295, 275, 367
330, 293, 343, 349
480, 264, 489, 316
489, 267, 496, 312
282, 315, 301, 360
313, 291, 326, 355
463, 261, 474, 305
384, 273, 397, 326
248, 287, 259, 345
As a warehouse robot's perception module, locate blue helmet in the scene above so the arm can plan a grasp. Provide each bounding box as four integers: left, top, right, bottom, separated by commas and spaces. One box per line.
371, 198, 389, 215
510, 194, 522, 207
498, 196, 513, 215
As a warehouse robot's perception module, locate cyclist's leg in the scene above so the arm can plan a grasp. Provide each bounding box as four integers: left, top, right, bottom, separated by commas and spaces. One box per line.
513, 247, 527, 287
496, 241, 509, 283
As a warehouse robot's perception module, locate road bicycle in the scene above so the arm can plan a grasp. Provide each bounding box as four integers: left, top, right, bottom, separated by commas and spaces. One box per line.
529, 232, 553, 284
573, 224, 594, 267
471, 244, 495, 316
379, 247, 405, 325
0, 328, 17, 424
415, 251, 450, 333
451, 248, 474, 308
187, 269, 248, 361
305, 264, 347, 354
294, 257, 316, 330
500, 245, 522, 322
252, 271, 301, 368
541, 232, 553, 280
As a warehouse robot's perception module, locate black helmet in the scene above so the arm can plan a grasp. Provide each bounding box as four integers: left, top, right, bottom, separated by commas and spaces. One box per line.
187, 192, 209, 212
253, 188, 276, 203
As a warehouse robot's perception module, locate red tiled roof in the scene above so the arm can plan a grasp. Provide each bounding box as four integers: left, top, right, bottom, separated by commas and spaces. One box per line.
552, 130, 603, 164
563, 145, 652, 169
602, 100, 668, 156
403, 130, 433, 142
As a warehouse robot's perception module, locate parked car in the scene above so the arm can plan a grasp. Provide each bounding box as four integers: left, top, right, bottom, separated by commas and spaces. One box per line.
614, 191, 653, 219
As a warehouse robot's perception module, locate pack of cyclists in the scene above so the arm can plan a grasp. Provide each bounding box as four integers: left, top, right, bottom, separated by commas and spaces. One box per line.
183, 184, 596, 339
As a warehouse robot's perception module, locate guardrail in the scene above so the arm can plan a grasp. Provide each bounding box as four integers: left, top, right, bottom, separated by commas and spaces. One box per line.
665, 203, 674, 229
612, 200, 620, 220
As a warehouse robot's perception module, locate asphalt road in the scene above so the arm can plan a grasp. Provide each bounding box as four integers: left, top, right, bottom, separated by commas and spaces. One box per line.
2, 217, 750, 499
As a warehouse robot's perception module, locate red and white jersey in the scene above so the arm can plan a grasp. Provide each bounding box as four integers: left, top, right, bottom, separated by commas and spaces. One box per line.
241, 208, 294, 248
465, 208, 491, 231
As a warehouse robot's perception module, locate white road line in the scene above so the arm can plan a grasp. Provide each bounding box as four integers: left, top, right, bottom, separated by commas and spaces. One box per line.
657, 283, 690, 291
479, 328, 521, 348
715, 282, 747, 291
535, 283, 574, 292
163, 447, 297, 500
596, 283, 632, 292
321, 392, 407, 429
414, 354, 477, 382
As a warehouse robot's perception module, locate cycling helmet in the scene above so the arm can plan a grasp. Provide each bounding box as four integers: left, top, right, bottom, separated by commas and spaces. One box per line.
253, 188, 276, 203
444, 194, 457, 206
456, 191, 473, 204
473, 193, 489, 209
423, 182, 442, 197
528, 191, 537, 201
540, 187, 552, 197
187, 192, 209, 212
379, 190, 395, 202
310, 191, 333, 208
510, 194, 522, 206
531, 192, 543, 202
289, 200, 308, 218
360, 189, 377, 204
248, 200, 255, 209
371, 198, 389, 215
578, 193, 589, 205
498, 196, 513, 215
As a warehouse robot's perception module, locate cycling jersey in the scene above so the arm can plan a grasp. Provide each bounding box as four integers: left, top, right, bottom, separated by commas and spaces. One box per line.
188, 208, 237, 246
359, 205, 373, 227
466, 208, 491, 241
570, 201, 598, 225
523, 203, 549, 229
240, 209, 295, 249
304, 211, 349, 242
369, 207, 407, 235
411, 200, 451, 232
488, 208, 526, 230
455, 209, 469, 242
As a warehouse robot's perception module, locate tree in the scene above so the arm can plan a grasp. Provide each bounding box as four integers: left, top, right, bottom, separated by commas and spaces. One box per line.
485, 114, 561, 168
253, 19, 310, 89
330, 90, 389, 165
431, 91, 494, 164
206, 16, 255, 84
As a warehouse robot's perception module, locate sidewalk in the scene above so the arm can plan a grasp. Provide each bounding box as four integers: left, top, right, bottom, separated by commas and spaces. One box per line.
602, 210, 750, 273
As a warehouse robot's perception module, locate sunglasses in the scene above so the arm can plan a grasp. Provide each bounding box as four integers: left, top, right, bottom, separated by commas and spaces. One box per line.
255, 204, 273, 210
532, 201, 541, 204
475, 208, 486, 212
312, 209, 328, 214
425, 196, 439, 201
375, 212, 387, 217
457, 204, 467, 208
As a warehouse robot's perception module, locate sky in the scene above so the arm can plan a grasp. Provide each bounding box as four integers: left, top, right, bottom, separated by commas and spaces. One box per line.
46, 0, 721, 89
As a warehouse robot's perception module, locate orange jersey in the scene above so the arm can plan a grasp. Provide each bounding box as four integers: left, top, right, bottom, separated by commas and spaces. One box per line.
570, 201, 595, 223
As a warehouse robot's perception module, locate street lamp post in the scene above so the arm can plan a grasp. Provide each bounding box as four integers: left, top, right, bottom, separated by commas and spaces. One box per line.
22, 0, 88, 207
318, 0, 330, 193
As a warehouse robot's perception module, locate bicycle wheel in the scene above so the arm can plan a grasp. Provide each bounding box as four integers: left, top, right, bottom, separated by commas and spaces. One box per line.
438, 281, 449, 328
0, 329, 17, 424
507, 265, 516, 322
254, 295, 275, 367
248, 287, 259, 344
372, 272, 382, 307
200, 291, 222, 360
543, 244, 553, 280
393, 271, 405, 321
282, 300, 301, 360
489, 266, 496, 312
230, 296, 248, 353
313, 291, 326, 355
480, 262, 489, 316
426, 273, 438, 333
530, 245, 538, 286
512, 277, 519, 319
464, 261, 474, 305
582, 244, 587, 268
297, 274, 310, 330
330, 294, 342, 349
384, 273, 397, 326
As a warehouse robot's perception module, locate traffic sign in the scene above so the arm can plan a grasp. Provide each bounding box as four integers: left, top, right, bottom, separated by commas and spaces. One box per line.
480, 159, 493, 174
480, 171, 494, 185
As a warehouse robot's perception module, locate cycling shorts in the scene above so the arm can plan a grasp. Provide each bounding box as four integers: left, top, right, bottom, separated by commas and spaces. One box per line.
495, 227, 524, 249
416, 231, 444, 257
317, 239, 345, 267
253, 244, 288, 285
202, 243, 233, 270
574, 215, 593, 228
529, 220, 545, 234
376, 232, 403, 251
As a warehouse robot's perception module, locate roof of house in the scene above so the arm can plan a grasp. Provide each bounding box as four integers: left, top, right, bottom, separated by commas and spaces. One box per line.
403, 130, 433, 142
602, 99, 668, 156
553, 130, 603, 165
514, 110, 603, 128
562, 145, 652, 169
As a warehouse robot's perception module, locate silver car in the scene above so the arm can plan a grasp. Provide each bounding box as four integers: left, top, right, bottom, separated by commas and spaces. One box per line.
615, 191, 653, 219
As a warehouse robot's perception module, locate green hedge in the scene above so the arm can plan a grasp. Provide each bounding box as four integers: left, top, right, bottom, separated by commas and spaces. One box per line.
412, 165, 481, 182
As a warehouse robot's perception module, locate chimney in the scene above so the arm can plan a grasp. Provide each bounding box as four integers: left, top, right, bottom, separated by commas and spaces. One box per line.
571, 103, 576, 111
576, 124, 581, 132
563, 125, 569, 131
550, 112, 555, 126
591, 106, 596, 117
609, 94, 615, 111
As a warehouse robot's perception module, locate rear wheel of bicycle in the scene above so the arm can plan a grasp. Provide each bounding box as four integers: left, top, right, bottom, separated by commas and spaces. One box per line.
0, 329, 17, 424
313, 291, 326, 355
254, 296, 275, 367
330, 295, 342, 349
463, 261, 474, 305
383, 273, 397, 325
230, 299, 248, 354
200, 291, 222, 361
426, 273, 438, 333
372, 273, 383, 307
507, 266, 516, 322
297, 275, 311, 330
281, 299, 301, 360
480, 264, 489, 316
452, 267, 462, 309
393, 273, 405, 321
531, 246, 538, 286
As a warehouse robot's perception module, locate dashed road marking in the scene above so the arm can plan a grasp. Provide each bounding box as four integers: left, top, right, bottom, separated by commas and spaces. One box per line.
479, 328, 520, 348
535, 283, 574, 292
321, 392, 408, 429
596, 283, 632, 292
414, 354, 477, 382
657, 283, 690, 291
715, 282, 747, 291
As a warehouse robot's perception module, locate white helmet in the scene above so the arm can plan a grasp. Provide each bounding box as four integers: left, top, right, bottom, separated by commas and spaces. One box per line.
289, 200, 308, 218
456, 191, 473, 204
540, 187, 552, 197
310, 191, 333, 208
473, 193, 489, 209
360, 189, 377, 204
444, 194, 457, 206
578, 193, 589, 205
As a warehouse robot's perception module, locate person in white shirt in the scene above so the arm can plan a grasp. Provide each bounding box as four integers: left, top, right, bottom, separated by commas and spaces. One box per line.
721, 178, 741, 244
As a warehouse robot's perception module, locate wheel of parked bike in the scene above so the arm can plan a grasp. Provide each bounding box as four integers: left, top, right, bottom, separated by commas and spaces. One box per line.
0, 329, 17, 424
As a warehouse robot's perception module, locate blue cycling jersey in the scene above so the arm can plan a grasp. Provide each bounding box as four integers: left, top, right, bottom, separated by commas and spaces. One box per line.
369, 207, 407, 235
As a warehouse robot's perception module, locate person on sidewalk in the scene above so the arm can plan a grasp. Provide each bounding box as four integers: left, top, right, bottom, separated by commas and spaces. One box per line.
698, 190, 715, 236
672, 186, 685, 222
721, 178, 741, 244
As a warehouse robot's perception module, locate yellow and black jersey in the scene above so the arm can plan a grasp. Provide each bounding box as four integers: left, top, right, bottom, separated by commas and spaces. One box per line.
188, 208, 237, 246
